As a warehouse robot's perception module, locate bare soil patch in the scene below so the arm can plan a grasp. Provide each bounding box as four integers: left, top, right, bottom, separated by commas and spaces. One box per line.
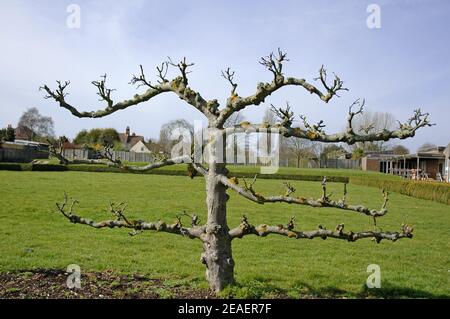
0, 269, 215, 299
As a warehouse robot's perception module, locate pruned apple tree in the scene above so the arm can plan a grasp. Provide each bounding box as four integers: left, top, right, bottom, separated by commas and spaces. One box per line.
41, 49, 431, 292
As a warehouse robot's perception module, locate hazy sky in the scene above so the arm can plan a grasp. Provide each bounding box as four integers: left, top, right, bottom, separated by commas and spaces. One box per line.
0, 0, 448, 151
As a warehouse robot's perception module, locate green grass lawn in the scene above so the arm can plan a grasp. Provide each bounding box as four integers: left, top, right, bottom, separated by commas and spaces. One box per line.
0, 170, 448, 298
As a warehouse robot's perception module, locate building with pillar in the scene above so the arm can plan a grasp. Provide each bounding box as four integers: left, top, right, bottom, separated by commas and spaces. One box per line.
361, 145, 448, 180
444, 143, 450, 182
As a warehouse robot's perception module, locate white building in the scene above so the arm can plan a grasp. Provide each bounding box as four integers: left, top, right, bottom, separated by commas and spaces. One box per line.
129, 140, 151, 153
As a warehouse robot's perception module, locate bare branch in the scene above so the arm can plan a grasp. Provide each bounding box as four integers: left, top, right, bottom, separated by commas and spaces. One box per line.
271, 102, 294, 127
225, 107, 432, 144
168, 56, 194, 85
259, 48, 289, 78
347, 98, 365, 134
217, 50, 347, 126
42, 60, 219, 121
219, 175, 389, 218
283, 182, 296, 197
108, 154, 192, 172
96, 144, 122, 165
156, 62, 170, 84
229, 216, 414, 243
313, 65, 348, 98
130, 65, 155, 89
91, 74, 116, 108
40, 80, 70, 100
55, 195, 206, 239
299, 114, 326, 138
221, 67, 238, 96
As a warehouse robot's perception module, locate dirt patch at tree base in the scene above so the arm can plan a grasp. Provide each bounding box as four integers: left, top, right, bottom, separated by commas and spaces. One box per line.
0, 269, 216, 299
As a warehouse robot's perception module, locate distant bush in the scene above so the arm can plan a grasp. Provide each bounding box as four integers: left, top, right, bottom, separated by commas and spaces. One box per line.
350, 176, 450, 205
31, 164, 67, 171
0, 163, 25, 171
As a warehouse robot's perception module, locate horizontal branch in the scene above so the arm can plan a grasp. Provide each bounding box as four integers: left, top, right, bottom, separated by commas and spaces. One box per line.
108, 155, 192, 172
229, 216, 414, 243
56, 194, 205, 239
41, 62, 219, 121
219, 175, 388, 218
224, 107, 432, 144
105, 154, 208, 177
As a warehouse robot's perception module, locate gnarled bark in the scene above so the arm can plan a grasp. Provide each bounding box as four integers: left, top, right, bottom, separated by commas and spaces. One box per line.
201, 163, 235, 291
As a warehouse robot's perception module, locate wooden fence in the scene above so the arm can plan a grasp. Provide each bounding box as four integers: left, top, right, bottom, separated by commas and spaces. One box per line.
0, 147, 49, 163
62, 149, 153, 163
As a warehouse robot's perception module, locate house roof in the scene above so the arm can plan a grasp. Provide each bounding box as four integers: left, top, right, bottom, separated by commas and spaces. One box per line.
62, 142, 83, 149
118, 133, 145, 148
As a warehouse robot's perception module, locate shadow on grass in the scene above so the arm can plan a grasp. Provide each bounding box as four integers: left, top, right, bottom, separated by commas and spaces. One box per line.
221, 279, 449, 299
357, 283, 449, 299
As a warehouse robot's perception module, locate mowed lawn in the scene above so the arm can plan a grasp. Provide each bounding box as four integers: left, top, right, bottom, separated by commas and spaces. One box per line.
0, 170, 448, 298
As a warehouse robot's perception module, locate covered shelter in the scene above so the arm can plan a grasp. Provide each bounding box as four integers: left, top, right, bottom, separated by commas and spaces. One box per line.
379, 146, 446, 180
444, 143, 450, 182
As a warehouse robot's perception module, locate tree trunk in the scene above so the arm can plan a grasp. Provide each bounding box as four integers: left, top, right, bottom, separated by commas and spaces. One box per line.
201, 162, 235, 292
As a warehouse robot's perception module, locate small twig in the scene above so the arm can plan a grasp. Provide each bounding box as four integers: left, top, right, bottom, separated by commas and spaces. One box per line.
221, 67, 238, 95
92, 74, 115, 107
168, 57, 194, 85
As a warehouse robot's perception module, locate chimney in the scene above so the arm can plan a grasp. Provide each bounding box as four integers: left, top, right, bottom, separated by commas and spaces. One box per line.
126, 126, 130, 135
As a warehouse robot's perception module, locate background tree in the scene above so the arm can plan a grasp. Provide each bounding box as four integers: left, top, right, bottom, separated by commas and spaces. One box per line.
319, 144, 346, 161
262, 106, 277, 125
17, 107, 55, 141
351, 106, 396, 152
159, 119, 194, 156
74, 128, 120, 149
0, 125, 15, 142
392, 145, 410, 155
223, 111, 245, 128
351, 147, 364, 159
146, 137, 165, 154
285, 137, 318, 167
42, 50, 431, 292
223, 112, 246, 164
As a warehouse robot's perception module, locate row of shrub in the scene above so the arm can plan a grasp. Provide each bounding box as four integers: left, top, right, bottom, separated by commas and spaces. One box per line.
1, 162, 448, 204
0, 163, 349, 182
350, 176, 450, 205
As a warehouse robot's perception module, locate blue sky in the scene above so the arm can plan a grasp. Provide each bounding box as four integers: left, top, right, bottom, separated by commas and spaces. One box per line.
0, 0, 448, 151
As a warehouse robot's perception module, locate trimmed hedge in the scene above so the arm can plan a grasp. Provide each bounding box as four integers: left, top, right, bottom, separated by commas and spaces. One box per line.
1, 162, 448, 204
0, 163, 24, 171
228, 171, 348, 183
350, 176, 450, 205
0, 162, 349, 182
